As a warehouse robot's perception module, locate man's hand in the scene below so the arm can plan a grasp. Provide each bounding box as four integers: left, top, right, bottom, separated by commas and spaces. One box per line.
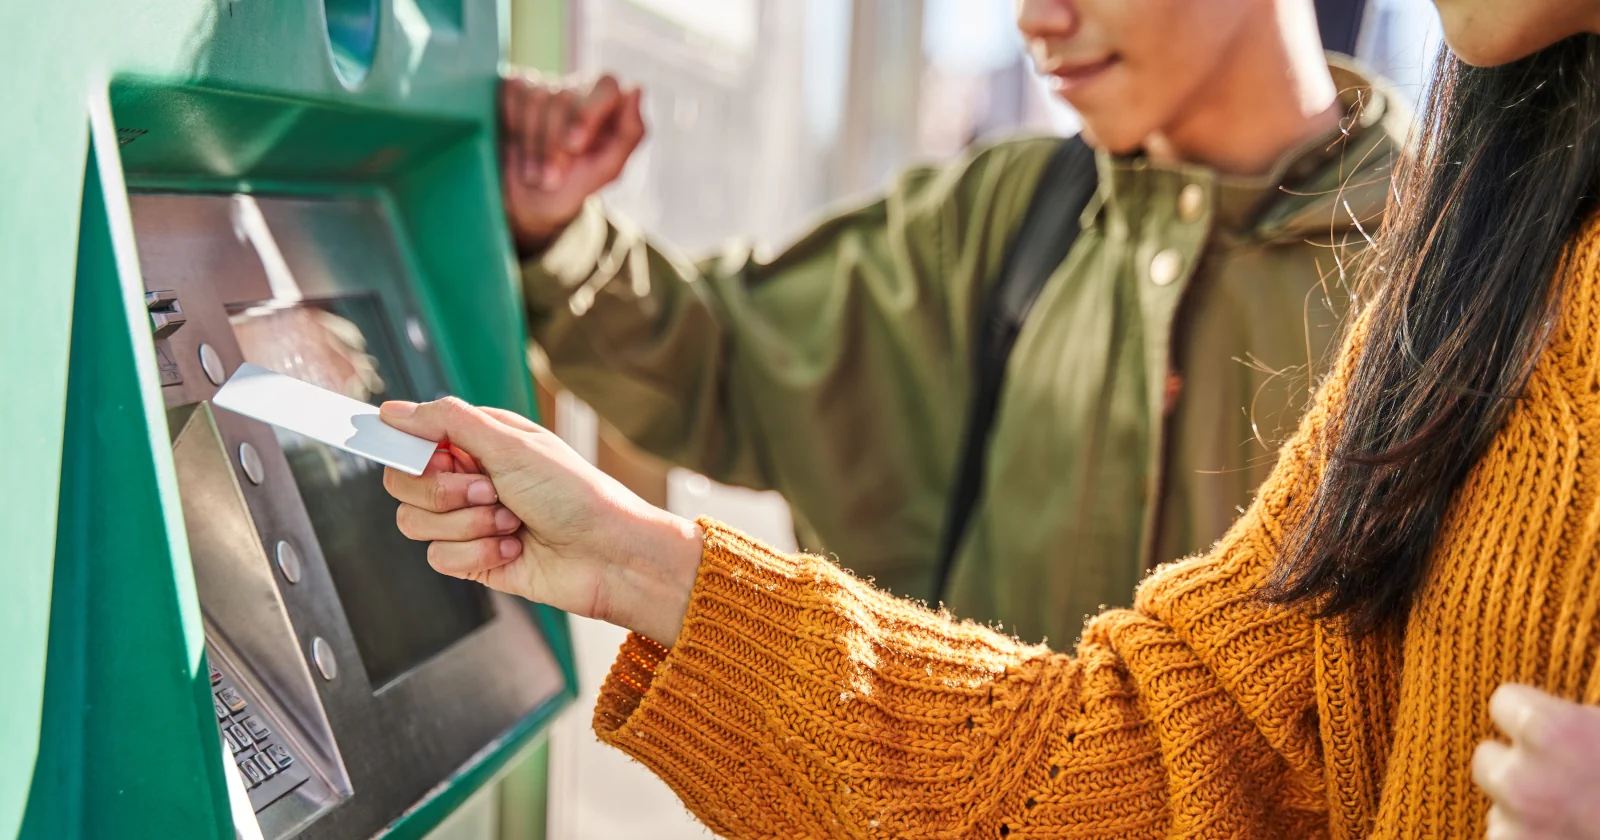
500, 72, 646, 252
379, 398, 700, 648
1473, 684, 1600, 839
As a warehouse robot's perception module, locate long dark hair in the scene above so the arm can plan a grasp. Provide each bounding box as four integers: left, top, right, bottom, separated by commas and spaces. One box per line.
1267, 35, 1600, 633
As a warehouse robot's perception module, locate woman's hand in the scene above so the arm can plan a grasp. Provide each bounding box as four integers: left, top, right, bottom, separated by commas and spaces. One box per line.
378, 397, 703, 647
1472, 684, 1600, 839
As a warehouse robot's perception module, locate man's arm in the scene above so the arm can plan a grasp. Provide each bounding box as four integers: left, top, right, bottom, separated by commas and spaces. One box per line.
502, 74, 1058, 492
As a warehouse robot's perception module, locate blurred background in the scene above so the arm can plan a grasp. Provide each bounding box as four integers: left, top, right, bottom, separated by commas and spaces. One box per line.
494, 0, 1448, 837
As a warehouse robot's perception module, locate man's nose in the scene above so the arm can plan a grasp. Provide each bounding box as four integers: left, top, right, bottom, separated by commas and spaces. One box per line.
1015, 0, 1078, 42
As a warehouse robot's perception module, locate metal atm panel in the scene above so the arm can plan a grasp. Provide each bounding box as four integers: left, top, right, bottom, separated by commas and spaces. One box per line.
132, 192, 565, 839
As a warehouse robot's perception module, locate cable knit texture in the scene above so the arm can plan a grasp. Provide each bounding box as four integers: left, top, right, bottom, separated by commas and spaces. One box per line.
593, 217, 1600, 838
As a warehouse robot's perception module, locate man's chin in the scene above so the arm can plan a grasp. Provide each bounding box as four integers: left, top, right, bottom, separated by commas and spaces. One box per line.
1075, 122, 1144, 157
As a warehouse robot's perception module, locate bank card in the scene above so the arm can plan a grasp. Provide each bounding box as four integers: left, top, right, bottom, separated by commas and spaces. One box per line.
213, 362, 437, 476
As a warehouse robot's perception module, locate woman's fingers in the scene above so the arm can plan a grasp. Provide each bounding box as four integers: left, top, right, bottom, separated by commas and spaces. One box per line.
426, 535, 523, 578
1475, 684, 1600, 838
396, 502, 521, 542
380, 397, 522, 464
1472, 739, 1521, 807
384, 466, 499, 512
1490, 683, 1577, 753
444, 442, 482, 475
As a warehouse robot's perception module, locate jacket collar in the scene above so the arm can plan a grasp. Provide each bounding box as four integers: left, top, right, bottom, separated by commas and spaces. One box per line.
1093, 55, 1410, 244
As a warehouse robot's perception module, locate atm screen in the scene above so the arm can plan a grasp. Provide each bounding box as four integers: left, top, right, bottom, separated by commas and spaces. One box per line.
231, 295, 493, 689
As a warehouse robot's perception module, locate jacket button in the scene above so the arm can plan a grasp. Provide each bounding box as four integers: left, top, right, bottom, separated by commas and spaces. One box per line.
1178, 183, 1205, 222
1149, 248, 1183, 286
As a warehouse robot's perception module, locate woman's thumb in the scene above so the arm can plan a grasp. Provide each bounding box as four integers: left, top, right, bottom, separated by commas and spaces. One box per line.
380, 398, 514, 464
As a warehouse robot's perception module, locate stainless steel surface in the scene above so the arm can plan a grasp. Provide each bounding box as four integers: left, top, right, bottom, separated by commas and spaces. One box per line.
238, 442, 265, 485
155, 340, 184, 387
311, 637, 337, 681
132, 192, 567, 840
275, 540, 303, 584
405, 315, 428, 352
170, 404, 348, 839
200, 342, 227, 385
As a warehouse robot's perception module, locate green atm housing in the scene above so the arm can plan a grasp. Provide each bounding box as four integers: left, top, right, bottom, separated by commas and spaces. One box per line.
4, 1, 576, 838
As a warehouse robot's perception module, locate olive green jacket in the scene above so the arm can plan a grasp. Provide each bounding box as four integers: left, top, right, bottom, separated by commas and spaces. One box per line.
523, 61, 1408, 645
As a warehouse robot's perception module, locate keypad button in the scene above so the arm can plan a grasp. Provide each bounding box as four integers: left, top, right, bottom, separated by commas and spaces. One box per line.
264, 744, 294, 769
216, 687, 246, 713
239, 758, 265, 787
223, 730, 241, 754
209, 663, 223, 686
214, 699, 229, 720
254, 754, 278, 777
242, 716, 271, 742
228, 724, 253, 748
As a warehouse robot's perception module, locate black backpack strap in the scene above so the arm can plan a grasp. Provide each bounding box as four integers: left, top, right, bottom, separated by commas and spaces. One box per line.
931, 136, 1100, 604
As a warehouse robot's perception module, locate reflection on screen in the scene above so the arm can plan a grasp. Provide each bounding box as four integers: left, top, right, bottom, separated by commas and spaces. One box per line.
231, 296, 492, 689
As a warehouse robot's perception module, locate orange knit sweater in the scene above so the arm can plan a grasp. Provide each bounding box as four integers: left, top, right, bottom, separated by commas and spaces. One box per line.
593, 219, 1600, 838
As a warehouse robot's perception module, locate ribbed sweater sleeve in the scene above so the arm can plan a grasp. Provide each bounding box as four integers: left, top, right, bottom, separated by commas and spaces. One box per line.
590, 324, 1364, 840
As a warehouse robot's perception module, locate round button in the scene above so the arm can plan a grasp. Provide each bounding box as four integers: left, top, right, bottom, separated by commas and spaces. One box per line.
275, 540, 303, 584
238, 442, 265, 485
199, 343, 227, 386
1177, 183, 1205, 222
1149, 248, 1184, 286
405, 315, 429, 353
311, 637, 338, 681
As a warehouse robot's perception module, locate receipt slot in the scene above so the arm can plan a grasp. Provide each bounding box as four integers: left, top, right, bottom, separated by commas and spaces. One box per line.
11, 1, 575, 838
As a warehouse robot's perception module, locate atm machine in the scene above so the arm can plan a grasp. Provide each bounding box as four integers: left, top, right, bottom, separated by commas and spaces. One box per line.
9, 1, 575, 838
133, 191, 568, 839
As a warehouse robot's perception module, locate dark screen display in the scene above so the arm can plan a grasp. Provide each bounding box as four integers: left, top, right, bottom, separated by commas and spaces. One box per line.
231, 296, 492, 689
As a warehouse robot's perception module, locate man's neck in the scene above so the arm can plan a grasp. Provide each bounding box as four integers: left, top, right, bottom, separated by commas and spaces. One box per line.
1146, 1, 1342, 177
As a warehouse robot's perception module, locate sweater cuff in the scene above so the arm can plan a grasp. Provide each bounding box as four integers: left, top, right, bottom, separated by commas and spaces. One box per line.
519, 197, 610, 316
592, 518, 805, 742
589, 519, 1072, 837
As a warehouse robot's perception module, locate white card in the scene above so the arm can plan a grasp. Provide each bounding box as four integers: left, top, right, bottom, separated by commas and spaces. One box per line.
212, 363, 437, 476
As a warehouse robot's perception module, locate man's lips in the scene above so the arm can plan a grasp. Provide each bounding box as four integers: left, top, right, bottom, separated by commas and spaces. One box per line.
1041, 55, 1120, 93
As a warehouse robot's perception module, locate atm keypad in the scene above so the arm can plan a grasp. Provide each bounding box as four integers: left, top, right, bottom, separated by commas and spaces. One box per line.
207, 658, 311, 809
